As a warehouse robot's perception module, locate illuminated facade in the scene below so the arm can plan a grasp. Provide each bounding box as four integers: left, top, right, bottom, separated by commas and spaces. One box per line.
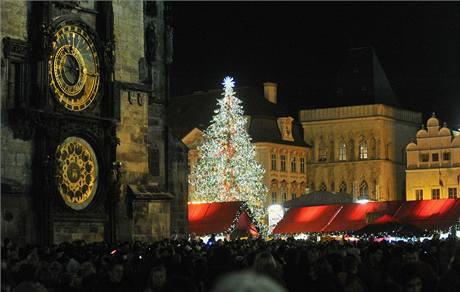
406, 114, 460, 200
300, 104, 421, 201
169, 83, 309, 206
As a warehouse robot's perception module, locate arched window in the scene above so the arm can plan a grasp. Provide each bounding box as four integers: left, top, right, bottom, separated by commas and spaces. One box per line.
319, 141, 328, 162
359, 181, 369, 198
359, 139, 368, 160
339, 181, 347, 193
330, 182, 335, 192
338, 142, 347, 161
320, 182, 327, 191
349, 139, 355, 161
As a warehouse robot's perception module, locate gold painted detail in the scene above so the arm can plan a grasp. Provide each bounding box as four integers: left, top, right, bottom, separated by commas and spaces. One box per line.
49, 24, 100, 112
56, 137, 98, 210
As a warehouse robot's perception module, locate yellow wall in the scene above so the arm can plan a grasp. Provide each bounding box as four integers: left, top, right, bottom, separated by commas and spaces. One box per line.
406, 115, 460, 200
300, 104, 421, 201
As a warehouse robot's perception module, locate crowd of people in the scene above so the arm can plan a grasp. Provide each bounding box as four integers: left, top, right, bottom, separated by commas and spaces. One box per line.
2, 234, 460, 292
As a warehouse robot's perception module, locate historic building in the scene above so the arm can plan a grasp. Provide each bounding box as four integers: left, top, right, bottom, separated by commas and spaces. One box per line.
168, 82, 309, 206
300, 47, 422, 201
1, 1, 188, 244
406, 114, 460, 200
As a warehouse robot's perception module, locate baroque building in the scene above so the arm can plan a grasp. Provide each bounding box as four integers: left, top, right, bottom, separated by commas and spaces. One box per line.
168, 82, 309, 206
1, 1, 188, 244
300, 47, 421, 201
406, 114, 460, 200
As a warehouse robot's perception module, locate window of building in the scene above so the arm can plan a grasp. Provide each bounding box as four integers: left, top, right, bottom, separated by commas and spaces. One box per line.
432, 153, 439, 162
443, 152, 451, 161
448, 188, 458, 199
319, 141, 327, 162
320, 182, 327, 191
282, 192, 287, 202
271, 192, 277, 204
432, 189, 440, 200
415, 189, 423, 200
359, 181, 369, 198
291, 157, 297, 173
300, 157, 305, 174
359, 140, 368, 160
339, 181, 347, 193
271, 153, 277, 171
291, 193, 296, 200
280, 155, 286, 172
420, 153, 429, 162
330, 182, 335, 192
338, 143, 347, 161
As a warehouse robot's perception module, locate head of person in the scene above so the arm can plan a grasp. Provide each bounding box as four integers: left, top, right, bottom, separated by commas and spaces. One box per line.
108, 262, 124, 283
211, 271, 286, 292
148, 264, 167, 289
252, 251, 277, 274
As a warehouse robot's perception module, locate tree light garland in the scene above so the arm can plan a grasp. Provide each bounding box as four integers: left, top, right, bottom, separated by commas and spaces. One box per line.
189, 77, 268, 234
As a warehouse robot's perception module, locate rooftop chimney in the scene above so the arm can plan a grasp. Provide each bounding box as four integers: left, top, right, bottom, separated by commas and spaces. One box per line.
264, 82, 277, 104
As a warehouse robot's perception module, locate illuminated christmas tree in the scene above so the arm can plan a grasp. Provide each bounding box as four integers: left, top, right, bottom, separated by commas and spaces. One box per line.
190, 77, 268, 232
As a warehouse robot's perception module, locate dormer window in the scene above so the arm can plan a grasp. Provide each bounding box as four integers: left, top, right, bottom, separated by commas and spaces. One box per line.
277, 117, 294, 141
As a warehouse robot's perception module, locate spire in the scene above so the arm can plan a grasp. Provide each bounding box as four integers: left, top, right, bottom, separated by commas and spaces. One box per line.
334, 46, 399, 107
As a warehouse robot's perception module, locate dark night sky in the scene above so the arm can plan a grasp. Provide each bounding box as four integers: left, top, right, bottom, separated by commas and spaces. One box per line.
170, 2, 460, 127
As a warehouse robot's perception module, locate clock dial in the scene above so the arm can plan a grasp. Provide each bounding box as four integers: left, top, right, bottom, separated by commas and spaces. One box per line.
49, 24, 100, 111
56, 137, 98, 210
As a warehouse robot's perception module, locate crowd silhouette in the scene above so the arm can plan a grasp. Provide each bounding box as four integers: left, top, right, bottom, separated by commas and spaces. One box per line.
2, 234, 460, 292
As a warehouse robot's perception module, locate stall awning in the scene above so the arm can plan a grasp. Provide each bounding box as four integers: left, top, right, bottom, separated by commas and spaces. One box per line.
394, 199, 460, 230
272, 205, 343, 234
323, 201, 401, 232
188, 201, 257, 235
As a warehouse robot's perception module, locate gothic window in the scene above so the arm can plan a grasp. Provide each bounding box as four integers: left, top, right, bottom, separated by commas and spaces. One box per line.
338, 142, 347, 161
271, 192, 277, 204
291, 193, 296, 199
320, 182, 327, 191
359, 140, 368, 160
149, 148, 160, 176
271, 153, 277, 171
282, 192, 287, 202
432, 189, 440, 200
330, 182, 335, 192
280, 155, 286, 172
349, 139, 355, 161
339, 181, 347, 193
359, 181, 369, 198
300, 157, 305, 173
319, 141, 327, 162
291, 156, 297, 173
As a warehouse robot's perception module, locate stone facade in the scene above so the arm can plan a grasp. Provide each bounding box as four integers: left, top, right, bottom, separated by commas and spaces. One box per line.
406, 114, 460, 200
300, 104, 421, 201
1, 1, 187, 244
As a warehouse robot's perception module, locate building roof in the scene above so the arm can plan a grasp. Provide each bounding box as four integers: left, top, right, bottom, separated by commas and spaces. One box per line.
332, 46, 399, 107
284, 191, 353, 208
188, 201, 258, 235
167, 86, 307, 147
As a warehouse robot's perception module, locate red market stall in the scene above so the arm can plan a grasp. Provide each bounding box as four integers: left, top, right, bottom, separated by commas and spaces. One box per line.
188, 201, 259, 237
272, 204, 342, 234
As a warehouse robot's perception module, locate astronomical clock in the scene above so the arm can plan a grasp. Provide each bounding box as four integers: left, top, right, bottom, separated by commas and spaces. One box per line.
6, 2, 119, 244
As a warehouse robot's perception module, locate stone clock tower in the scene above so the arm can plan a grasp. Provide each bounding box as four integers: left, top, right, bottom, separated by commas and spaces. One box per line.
1, 1, 188, 244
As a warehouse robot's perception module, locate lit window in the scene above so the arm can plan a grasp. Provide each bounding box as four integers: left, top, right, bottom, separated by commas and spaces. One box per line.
415, 189, 423, 200
432, 189, 440, 200
320, 182, 327, 191
448, 188, 457, 199
338, 143, 347, 161
443, 152, 450, 161
280, 155, 286, 172
271, 153, 277, 171
291, 157, 297, 173
359, 181, 368, 198
359, 140, 368, 160
339, 181, 347, 193
319, 142, 327, 162
420, 153, 429, 162
432, 153, 439, 162
300, 157, 305, 174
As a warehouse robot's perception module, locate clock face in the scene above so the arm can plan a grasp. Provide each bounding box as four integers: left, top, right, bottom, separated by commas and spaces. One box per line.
56, 137, 98, 210
49, 24, 100, 111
